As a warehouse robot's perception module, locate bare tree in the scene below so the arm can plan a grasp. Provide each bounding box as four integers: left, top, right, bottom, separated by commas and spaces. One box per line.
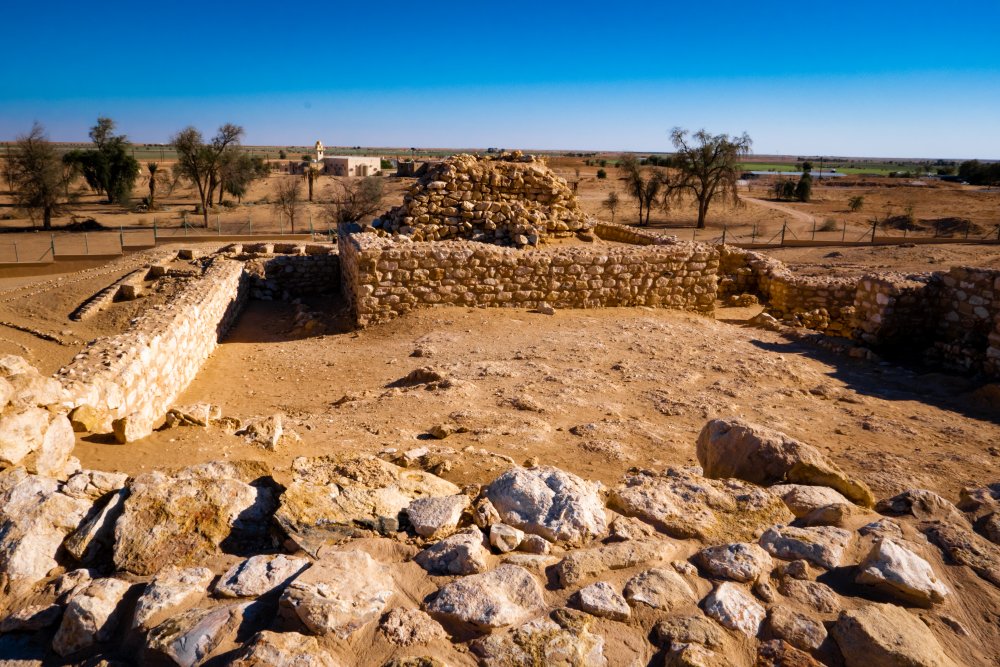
323, 176, 384, 226
171, 123, 244, 226
670, 127, 752, 229
6, 123, 72, 229
618, 155, 670, 227
602, 191, 620, 222
272, 177, 303, 233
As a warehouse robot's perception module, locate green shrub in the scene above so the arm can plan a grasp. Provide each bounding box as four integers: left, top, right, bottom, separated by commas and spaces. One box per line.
596, 169, 607, 179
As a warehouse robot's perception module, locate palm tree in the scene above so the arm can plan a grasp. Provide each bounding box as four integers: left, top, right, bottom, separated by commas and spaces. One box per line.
305, 164, 322, 202
146, 162, 160, 209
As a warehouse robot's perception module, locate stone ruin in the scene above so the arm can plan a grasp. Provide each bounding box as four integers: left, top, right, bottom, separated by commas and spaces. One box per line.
374, 152, 591, 247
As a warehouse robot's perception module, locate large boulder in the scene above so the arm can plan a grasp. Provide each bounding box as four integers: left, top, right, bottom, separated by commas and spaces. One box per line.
831, 603, 961, 667
280, 550, 394, 638
0, 467, 92, 594
112, 462, 277, 575
609, 468, 792, 542
275, 455, 460, 556
696, 419, 874, 507
485, 466, 607, 545
425, 564, 545, 630
856, 538, 950, 606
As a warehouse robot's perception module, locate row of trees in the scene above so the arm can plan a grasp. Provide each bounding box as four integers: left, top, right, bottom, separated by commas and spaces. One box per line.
614, 128, 752, 228
957, 160, 1000, 186
1, 119, 378, 230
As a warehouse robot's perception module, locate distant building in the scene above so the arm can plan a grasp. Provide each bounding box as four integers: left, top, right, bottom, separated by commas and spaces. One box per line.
322, 155, 382, 177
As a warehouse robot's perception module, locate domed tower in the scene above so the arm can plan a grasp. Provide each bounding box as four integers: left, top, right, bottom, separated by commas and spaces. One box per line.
314, 140, 325, 162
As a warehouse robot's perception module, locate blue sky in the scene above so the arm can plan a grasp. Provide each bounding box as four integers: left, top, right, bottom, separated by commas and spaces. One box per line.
2, 1, 998, 158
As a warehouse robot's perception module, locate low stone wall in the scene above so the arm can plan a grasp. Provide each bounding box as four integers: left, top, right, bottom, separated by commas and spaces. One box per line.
244, 246, 340, 300
719, 246, 857, 335
340, 231, 718, 327
852, 273, 935, 347
592, 222, 676, 246
58, 258, 249, 442
929, 266, 1000, 373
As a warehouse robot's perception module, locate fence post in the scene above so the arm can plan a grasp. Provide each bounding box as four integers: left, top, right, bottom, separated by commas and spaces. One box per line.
50, 234, 55, 259
153, 217, 157, 241
721, 225, 727, 245
750, 224, 756, 244
218, 214, 221, 235
249, 213, 252, 235
120, 224, 124, 251
13, 242, 18, 263
780, 223, 786, 245
84, 233, 89, 255
811, 219, 816, 240
842, 222, 847, 242
871, 221, 877, 244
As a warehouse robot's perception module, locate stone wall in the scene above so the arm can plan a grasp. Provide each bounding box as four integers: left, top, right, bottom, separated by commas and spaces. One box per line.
375, 152, 589, 247
591, 222, 677, 246
852, 273, 935, 347
340, 231, 718, 327
929, 266, 1000, 373
244, 245, 340, 300
58, 258, 249, 442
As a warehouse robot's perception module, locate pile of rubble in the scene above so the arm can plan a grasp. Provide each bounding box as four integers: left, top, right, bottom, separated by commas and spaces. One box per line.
0, 414, 996, 665
374, 152, 591, 247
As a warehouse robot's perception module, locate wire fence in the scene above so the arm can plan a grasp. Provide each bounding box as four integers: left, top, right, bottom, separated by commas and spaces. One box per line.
695, 220, 1000, 247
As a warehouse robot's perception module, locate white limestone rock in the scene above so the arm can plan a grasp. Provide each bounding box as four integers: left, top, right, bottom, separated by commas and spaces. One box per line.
770, 483, 854, 518
281, 550, 394, 638
766, 607, 827, 652
694, 542, 773, 583
556, 539, 678, 588
414, 526, 491, 575
132, 566, 216, 630
702, 582, 765, 638
378, 607, 446, 647
52, 577, 132, 657
0, 467, 92, 594
760, 525, 853, 569
215, 554, 310, 598
472, 612, 607, 667
855, 538, 950, 606
490, 523, 525, 553
573, 581, 631, 621
405, 494, 469, 538
485, 465, 607, 544
624, 568, 697, 612
425, 564, 545, 630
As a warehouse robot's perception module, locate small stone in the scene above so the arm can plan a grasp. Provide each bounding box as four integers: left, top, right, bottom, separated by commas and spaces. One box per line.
145, 602, 250, 667
414, 526, 491, 575
53, 578, 132, 657
778, 578, 841, 614
214, 554, 310, 598
694, 542, 773, 582
281, 550, 394, 638
132, 567, 215, 630
766, 607, 827, 652
770, 484, 853, 518
760, 525, 852, 569
378, 608, 446, 647
702, 582, 765, 638
572, 581, 630, 621
607, 514, 659, 542
537, 303, 555, 315
654, 614, 726, 650
782, 560, 810, 580
425, 564, 545, 630
405, 494, 469, 539
757, 640, 825, 667
518, 534, 550, 554
855, 538, 950, 606
232, 630, 339, 667
490, 523, 524, 553
428, 424, 455, 439
623, 568, 696, 612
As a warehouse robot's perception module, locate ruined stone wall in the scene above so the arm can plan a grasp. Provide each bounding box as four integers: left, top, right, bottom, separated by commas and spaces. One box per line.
376, 153, 589, 247
851, 273, 936, 347
591, 222, 677, 246
929, 266, 1000, 373
340, 231, 718, 327
718, 246, 857, 335
58, 258, 249, 442
244, 245, 340, 300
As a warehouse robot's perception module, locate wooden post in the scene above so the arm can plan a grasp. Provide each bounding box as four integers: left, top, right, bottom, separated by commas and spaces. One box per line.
84, 233, 89, 255
13, 242, 18, 263
842, 222, 847, 242
780, 222, 786, 245
871, 221, 877, 244
50, 234, 55, 259
721, 225, 727, 245
811, 219, 816, 240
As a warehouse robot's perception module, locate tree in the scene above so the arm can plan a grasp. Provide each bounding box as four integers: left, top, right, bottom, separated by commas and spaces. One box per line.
596, 168, 607, 179
62, 117, 139, 205
6, 123, 72, 229
602, 192, 620, 222
848, 195, 864, 212
146, 162, 162, 209
220, 153, 267, 203
305, 164, 323, 202
171, 123, 244, 226
618, 155, 680, 227
795, 173, 812, 202
323, 176, 384, 226
670, 127, 752, 228
272, 177, 303, 232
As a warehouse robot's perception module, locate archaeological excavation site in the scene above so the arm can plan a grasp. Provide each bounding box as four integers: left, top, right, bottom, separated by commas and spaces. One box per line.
1, 152, 999, 667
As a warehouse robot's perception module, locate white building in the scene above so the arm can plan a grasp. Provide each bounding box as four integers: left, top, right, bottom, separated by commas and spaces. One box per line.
312, 140, 382, 177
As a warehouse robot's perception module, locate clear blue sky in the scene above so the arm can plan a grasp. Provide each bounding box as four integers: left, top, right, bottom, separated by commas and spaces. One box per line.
2, 0, 998, 158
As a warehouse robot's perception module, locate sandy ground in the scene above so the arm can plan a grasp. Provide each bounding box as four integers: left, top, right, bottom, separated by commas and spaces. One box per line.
69, 298, 1000, 504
